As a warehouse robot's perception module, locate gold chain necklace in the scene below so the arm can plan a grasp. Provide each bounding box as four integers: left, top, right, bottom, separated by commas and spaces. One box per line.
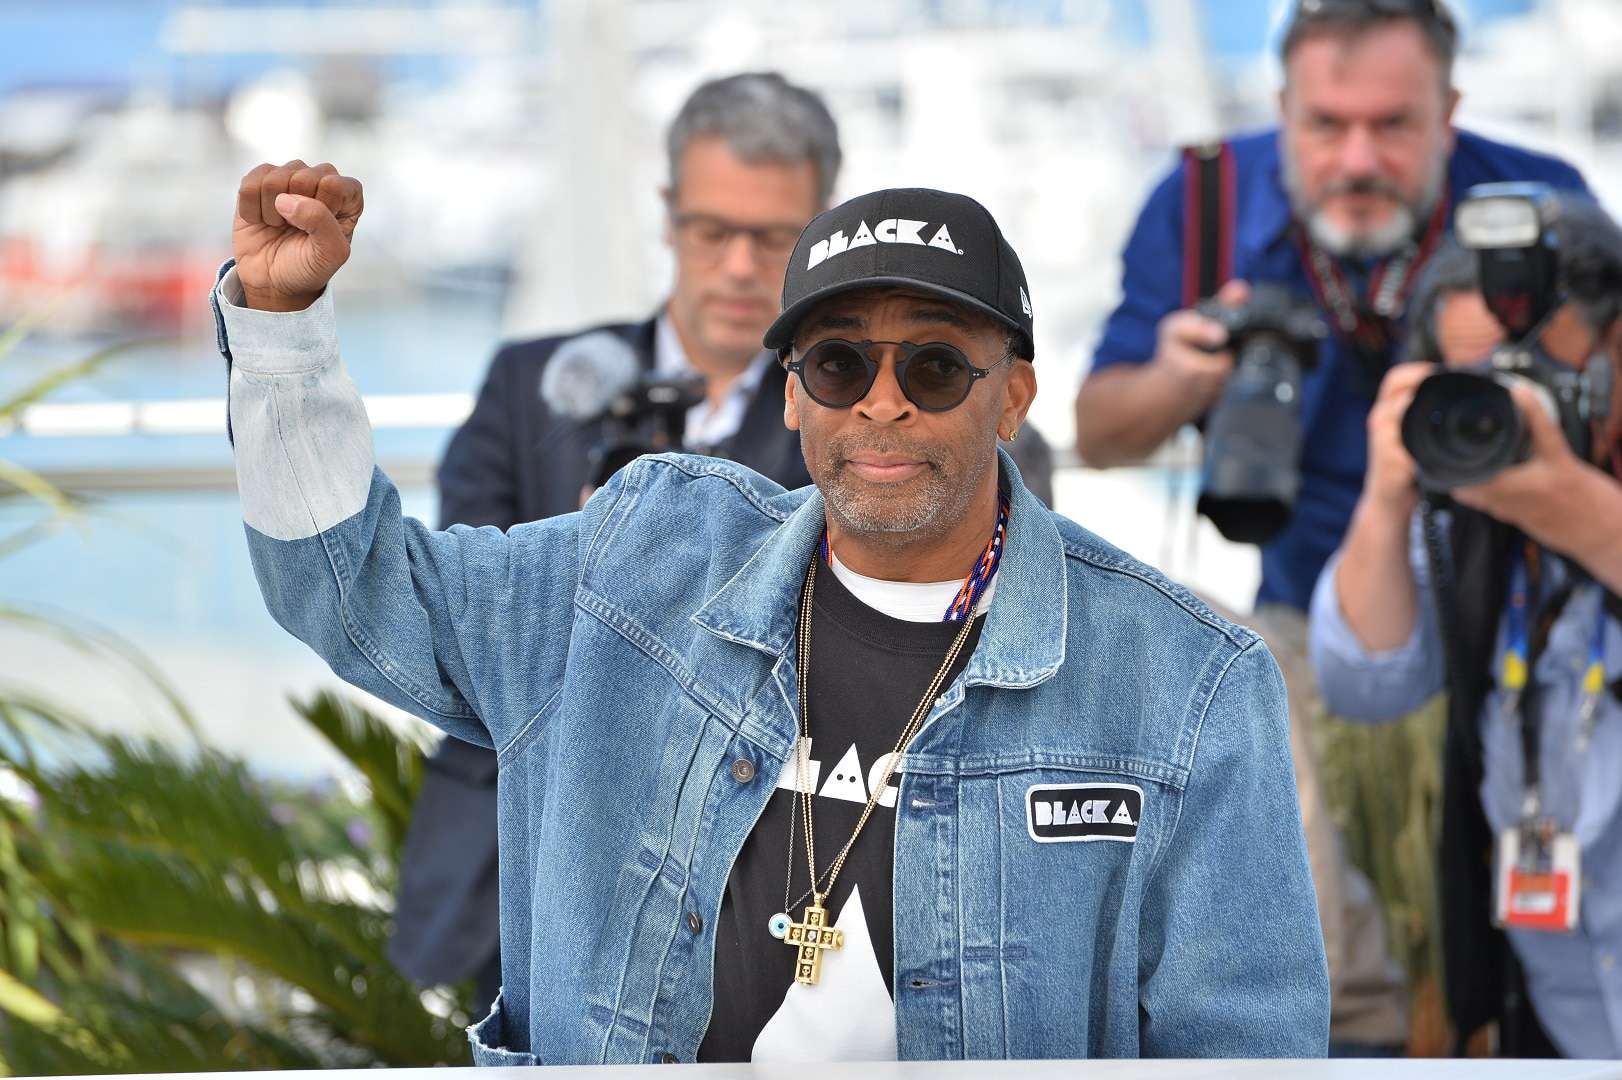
775, 554, 981, 987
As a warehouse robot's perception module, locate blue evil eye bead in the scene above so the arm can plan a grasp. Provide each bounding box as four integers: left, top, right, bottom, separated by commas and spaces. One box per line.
768, 913, 791, 939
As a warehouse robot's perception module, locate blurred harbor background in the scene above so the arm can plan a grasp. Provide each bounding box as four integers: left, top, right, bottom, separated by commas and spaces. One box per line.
2, 0, 1618, 776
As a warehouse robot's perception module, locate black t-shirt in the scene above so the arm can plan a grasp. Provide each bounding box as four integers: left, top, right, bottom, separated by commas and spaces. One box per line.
697, 563, 984, 1062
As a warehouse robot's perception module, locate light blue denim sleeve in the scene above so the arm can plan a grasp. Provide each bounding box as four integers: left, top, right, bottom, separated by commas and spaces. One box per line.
215, 267, 590, 751
1138, 639, 1331, 1057
1307, 512, 1444, 723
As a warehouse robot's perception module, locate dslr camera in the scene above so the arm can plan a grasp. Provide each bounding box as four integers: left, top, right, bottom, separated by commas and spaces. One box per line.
1195, 285, 1328, 544
1401, 183, 1614, 490
539, 330, 707, 490
583, 376, 707, 489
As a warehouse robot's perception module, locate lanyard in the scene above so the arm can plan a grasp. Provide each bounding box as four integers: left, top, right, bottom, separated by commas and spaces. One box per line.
1499, 543, 1610, 816
819, 492, 1010, 623
1295, 193, 1450, 393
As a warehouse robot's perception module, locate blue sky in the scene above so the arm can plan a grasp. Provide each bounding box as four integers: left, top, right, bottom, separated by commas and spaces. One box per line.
0, 1, 1539, 96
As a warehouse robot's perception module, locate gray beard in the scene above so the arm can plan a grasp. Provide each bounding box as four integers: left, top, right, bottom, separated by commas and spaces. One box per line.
820, 463, 954, 536
808, 431, 997, 546
1307, 202, 1417, 260
1281, 137, 1448, 260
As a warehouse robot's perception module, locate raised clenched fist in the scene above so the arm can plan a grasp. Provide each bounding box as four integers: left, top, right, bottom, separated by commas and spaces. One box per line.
232, 160, 363, 312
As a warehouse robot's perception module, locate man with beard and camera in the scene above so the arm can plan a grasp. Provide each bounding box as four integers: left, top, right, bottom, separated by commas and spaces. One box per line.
1312, 187, 1622, 1057
1072, 0, 1587, 1051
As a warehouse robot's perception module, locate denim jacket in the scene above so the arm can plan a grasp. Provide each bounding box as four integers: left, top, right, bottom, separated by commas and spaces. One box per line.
212, 267, 1328, 1063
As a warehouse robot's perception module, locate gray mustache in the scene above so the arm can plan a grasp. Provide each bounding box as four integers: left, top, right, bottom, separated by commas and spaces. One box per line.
1323, 177, 1404, 199
827, 437, 943, 469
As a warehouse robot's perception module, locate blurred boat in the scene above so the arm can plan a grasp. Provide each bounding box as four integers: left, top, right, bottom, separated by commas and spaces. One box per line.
0, 91, 229, 334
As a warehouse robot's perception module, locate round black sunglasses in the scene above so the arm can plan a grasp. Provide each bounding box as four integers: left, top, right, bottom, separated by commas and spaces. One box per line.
784, 339, 1013, 413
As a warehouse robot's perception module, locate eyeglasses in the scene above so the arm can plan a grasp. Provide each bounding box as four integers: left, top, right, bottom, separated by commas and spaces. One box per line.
670, 211, 802, 267
784, 338, 1013, 413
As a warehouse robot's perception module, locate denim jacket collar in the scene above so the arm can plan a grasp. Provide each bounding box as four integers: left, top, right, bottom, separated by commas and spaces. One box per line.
691, 449, 1065, 690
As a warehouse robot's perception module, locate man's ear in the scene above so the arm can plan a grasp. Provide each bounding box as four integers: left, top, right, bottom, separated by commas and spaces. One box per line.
783, 364, 802, 431
1000, 361, 1037, 436
659, 184, 675, 250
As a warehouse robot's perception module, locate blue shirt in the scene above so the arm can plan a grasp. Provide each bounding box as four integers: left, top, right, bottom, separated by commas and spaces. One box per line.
1310, 522, 1622, 1058
1091, 128, 1587, 612
211, 267, 1329, 1063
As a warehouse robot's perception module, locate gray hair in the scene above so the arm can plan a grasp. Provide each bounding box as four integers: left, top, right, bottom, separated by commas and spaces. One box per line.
666, 72, 842, 208
1281, 0, 1459, 89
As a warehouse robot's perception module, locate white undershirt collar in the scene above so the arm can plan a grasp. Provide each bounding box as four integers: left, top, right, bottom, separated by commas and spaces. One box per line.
826, 548, 997, 623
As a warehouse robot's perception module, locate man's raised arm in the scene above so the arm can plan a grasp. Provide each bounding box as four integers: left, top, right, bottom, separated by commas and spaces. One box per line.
217, 162, 585, 752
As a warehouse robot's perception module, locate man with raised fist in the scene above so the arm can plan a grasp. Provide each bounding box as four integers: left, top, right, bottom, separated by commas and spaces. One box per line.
213, 166, 1327, 1064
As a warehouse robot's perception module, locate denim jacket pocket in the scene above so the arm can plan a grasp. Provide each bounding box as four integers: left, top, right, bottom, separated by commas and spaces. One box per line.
986, 765, 1165, 951
941, 763, 1170, 1059
468, 988, 539, 1067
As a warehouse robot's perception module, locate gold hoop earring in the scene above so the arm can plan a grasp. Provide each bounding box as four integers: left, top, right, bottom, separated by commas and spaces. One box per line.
1004, 427, 1018, 443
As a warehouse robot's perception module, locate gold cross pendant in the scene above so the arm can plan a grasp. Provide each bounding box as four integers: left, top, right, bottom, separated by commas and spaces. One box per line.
783, 898, 843, 986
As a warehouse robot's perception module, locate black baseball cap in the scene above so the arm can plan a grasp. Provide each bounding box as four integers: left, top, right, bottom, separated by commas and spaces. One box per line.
762, 187, 1035, 358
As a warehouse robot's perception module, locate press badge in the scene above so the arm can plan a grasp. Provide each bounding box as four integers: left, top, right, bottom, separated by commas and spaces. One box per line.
1494, 824, 1581, 933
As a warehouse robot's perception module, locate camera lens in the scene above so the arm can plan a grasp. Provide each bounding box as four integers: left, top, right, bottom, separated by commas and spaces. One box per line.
1194, 284, 1326, 546
1400, 371, 1529, 489
1445, 396, 1506, 448
1198, 336, 1305, 545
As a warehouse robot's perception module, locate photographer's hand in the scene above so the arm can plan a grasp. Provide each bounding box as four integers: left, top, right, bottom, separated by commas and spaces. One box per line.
1453, 382, 1622, 594
1333, 362, 1431, 652
1075, 280, 1248, 466
1150, 279, 1249, 417
1363, 361, 1431, 518
233, 161, 364, 312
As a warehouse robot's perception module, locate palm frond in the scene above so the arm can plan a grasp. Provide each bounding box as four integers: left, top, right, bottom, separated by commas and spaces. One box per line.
0, 305, 64, 368
0, 318, 481, 1071
0, 460, 77, 526
0, 339, 153, 426
0, 607, 197, 738
0, 970, 65, 1028
31, 844, 462, 1065
0, 516, 73, 561
8, 735, 390, 961
293, 692, 428, 857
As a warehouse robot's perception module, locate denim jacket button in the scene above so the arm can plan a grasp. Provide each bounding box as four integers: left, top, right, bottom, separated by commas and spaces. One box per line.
730, 758, 756, 783
660, 1052, 679, 1064
687, 911, 704, 934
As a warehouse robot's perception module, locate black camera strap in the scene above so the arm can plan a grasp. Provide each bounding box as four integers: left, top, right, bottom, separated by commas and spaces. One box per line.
1181, 142, 1236, 306
1295, 194, 1451, 397
1608, 589, 1622, 706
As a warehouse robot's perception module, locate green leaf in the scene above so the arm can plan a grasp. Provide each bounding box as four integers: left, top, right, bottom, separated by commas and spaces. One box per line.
41, 845, 461, 1064
294, 691, 429, 857
0, 339, 155, 426
0, 969, 64, 1027
0, 607, 198, 739
0, 460, 75, 521
0, 516, 72, 561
